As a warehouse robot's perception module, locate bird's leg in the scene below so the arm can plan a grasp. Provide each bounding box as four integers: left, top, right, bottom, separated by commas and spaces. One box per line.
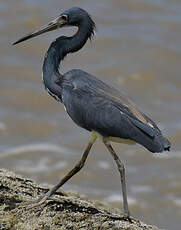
23, 133, 97, 209
103, 140, 130, 218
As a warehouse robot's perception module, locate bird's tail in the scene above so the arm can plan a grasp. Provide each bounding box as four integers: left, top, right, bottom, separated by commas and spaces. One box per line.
154, 134, 171, 152
132, 131, 171, 153
161, 136, 171, 151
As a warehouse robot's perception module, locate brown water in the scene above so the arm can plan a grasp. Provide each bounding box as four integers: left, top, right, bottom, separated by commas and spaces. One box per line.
1, 0, 181, 229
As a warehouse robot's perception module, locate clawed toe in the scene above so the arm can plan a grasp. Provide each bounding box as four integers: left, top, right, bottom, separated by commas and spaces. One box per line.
16, 196, 47, 210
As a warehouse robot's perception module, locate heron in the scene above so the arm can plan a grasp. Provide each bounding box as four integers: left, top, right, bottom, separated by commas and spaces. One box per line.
13, 7, 171, 218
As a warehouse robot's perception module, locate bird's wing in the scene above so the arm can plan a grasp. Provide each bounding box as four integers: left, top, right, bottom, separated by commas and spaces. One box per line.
94, 82, 154, 128
112, 104, 155, 138
92, 89, 156, 139
62, 73, 156, 139
62, 69, 169, 152
77, 73, 157, 134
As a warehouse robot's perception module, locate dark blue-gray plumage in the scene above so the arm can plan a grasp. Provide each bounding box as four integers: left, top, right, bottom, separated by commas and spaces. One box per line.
13, 7, 171, 218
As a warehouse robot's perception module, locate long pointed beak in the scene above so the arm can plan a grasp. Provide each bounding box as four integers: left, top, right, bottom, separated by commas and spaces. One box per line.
13, 16, 65, 45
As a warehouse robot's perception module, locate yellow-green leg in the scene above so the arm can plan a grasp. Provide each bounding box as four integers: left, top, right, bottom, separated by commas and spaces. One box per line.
24, 132, 97, 209
103, 139, 130, 217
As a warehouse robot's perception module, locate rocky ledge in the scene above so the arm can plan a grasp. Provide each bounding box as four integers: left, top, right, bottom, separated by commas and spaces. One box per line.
0, 169, 161, 230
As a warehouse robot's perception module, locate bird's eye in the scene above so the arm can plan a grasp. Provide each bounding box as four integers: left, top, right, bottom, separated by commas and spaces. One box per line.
61, 15, 68, 21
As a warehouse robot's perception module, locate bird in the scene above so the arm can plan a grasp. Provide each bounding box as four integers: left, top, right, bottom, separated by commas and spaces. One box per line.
13, 7, 171, 218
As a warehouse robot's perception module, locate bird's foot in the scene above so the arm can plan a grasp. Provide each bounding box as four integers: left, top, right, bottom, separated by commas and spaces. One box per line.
17, 195, 48, 210
122, 213, 140, 224
97, 211, 138, 223
122, 214, 133, 223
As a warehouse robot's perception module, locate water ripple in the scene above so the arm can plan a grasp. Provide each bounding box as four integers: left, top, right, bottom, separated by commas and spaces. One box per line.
0, 143, 73, 158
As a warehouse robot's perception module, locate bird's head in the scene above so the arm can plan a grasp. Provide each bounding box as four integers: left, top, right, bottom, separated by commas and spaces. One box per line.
13, 7, 96, 45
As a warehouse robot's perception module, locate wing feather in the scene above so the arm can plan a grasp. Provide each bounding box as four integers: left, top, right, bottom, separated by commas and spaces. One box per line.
63, 69, 157, 137
62, 69, 170, 152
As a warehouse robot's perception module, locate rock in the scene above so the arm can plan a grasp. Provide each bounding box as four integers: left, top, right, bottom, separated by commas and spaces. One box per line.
0, 169, 161, 230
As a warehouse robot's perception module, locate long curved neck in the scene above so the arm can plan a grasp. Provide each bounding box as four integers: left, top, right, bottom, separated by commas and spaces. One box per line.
42, 23, 90, 97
